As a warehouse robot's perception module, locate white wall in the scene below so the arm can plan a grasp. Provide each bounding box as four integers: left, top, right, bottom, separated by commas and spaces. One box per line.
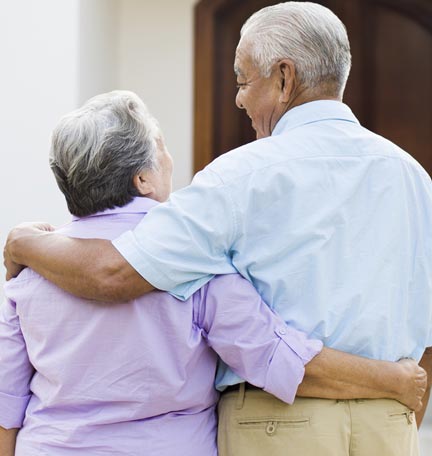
116, 0, 196, 190
0, 0, 196, 295
79, 0, 119, 103
0, 0, 80, 297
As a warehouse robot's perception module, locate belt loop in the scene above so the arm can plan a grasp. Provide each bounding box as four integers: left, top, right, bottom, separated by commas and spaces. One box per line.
236, 382, 245, 410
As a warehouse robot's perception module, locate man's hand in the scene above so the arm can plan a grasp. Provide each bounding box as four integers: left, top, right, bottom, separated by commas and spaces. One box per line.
4, 222, 55, 280
395, 358, 427, 411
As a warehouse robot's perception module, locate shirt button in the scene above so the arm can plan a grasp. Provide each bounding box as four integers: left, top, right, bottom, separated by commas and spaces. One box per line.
278, 328, 287, 335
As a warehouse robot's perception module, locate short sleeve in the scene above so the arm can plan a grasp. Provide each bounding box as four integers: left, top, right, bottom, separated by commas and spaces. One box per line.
113, 168, 238, 300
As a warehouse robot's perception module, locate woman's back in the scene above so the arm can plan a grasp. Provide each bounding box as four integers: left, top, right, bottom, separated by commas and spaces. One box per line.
4, 198, 218, 455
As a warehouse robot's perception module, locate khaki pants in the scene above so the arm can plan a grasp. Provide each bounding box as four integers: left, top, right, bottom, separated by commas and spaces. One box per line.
218, 385, 419, 456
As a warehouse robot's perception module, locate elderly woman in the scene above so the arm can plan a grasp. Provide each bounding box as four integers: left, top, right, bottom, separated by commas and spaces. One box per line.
0, 91, 323, 455
0, 91, 425, 456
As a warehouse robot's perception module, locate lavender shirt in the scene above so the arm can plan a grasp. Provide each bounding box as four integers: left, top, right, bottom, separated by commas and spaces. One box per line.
0, 197, 322, 456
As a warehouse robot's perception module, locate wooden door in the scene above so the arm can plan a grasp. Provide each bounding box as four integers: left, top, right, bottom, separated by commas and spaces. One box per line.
193, 0, 432, 175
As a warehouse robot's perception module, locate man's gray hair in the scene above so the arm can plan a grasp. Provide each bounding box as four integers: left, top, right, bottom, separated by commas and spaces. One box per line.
50, 90, 160, 217
240, 1, 352, 95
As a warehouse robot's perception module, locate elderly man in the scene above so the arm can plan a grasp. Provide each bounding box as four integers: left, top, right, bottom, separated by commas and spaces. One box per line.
4, 2, 432, 455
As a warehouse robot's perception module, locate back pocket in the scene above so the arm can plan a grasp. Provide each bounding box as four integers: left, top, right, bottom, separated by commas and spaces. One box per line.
237, 417, 310, 436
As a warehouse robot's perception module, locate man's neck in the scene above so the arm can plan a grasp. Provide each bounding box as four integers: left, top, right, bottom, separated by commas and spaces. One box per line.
273, 85, 342, 134
287, 86, 342, 112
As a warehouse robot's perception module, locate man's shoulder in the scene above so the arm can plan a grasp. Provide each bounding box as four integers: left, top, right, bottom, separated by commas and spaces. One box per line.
203, 136, 288, 184
392, 144, 431, 181
201, 125, 345, 186
199, 123, 431, 190
365, 131, 431, 181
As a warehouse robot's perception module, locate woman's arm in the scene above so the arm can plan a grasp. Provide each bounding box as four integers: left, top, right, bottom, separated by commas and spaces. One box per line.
200, 275, 427, 410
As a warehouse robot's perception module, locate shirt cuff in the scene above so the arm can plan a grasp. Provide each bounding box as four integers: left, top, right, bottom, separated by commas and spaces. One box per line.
112, 232, 215, 301
0, 391, 31, 429
112, 231, 176, 291
263, 326, 323, 404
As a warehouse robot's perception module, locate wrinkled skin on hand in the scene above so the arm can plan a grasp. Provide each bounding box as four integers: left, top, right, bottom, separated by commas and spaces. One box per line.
396, 358, 427, 411
3, 222, 55, 280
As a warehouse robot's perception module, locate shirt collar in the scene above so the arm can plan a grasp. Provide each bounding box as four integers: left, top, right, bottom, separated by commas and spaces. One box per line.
71, 197, 159, 221
272, 100, 360, 136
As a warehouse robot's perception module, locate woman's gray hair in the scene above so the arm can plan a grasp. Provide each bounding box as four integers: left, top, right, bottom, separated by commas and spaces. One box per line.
49, 90, 160, 217
240, 2, 352, 95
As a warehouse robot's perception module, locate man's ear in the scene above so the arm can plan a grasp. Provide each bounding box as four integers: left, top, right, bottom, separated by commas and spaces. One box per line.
133, 171, 154, 197
278, 59, 297, 103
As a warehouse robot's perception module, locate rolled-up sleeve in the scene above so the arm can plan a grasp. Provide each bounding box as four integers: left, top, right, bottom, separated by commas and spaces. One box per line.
196, 274, 323, 404
112, 168, 238, 300
0, 297, 33, 429
263, 325, 323, 403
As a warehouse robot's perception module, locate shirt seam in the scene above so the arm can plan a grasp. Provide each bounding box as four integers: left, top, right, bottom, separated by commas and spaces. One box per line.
209, 153, 425, 188
273, 116, 359, 135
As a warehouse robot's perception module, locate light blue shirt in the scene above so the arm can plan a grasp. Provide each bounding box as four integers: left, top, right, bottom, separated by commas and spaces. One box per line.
114, 100, 432, 389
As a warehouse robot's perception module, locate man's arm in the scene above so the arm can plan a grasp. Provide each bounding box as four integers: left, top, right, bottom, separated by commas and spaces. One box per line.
4, 224, 152, 301
299, 349, 426, 411
5, 169, 238, 302
416, 347, 432, 426
0, 427, 18, 456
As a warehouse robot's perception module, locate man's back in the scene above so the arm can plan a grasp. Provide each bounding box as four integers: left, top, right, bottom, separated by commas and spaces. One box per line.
120, 101, 432, 368
216, 101, 432, 361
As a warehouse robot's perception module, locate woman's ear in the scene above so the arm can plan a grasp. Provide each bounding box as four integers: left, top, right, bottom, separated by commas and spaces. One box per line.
133, 171, 155, 197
